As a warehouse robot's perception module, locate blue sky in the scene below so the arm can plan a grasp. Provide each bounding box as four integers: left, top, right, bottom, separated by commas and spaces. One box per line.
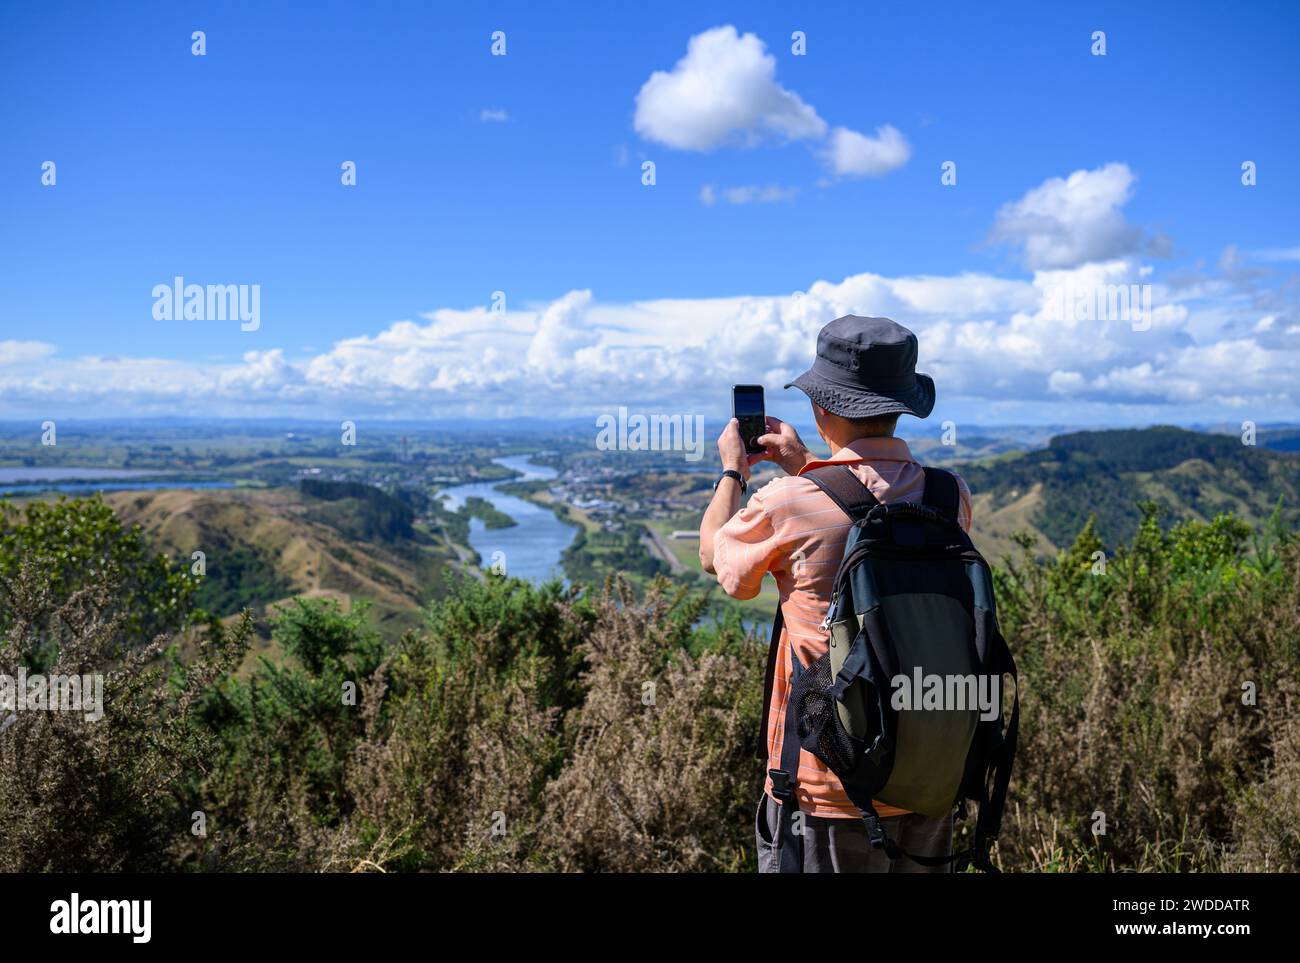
1, 0, 1298, 426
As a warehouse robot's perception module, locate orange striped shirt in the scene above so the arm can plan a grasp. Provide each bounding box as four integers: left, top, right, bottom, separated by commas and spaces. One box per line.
712, 436, 972, 819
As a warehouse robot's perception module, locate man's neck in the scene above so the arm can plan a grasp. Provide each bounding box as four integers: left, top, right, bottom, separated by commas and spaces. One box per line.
825, 432, 894, 456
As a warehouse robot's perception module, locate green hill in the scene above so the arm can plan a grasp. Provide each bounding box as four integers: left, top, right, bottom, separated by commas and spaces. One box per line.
104, 485, 461, 652
960, 426, 1300, 553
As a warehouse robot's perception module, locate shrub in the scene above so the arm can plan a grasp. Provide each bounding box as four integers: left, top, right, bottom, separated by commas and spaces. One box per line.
0, 495, 198, 645
993, 506, 1299, 871
538, 580, 763, 871
0, 562, 249, 871
187, 598, 387, 871
5, 493, 1298, 873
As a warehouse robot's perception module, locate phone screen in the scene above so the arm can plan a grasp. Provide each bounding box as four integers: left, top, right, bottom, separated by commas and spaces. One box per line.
732, 385, 766, 456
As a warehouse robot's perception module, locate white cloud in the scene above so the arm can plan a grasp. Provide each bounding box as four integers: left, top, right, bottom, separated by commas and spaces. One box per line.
634, 26, 911, 184
479, 108, 509, 123
992, 163, 1144, 269
12, 251, 1298, 423
525, 289, 600, 377
823, 125, 911, 178
634, 26, 826, 151
1047, 370, 1087, 395
218, 349, 302, 394
0, 340, 56, 365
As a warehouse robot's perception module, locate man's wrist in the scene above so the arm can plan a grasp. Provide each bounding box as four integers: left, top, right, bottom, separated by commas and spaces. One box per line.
715, 468, 746, 495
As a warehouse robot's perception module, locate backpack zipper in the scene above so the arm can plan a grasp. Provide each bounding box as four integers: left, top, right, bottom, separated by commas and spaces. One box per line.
818, 591, 840, 632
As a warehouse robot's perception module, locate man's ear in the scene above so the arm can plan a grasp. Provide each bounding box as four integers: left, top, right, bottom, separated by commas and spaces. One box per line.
811, 404, 829, 443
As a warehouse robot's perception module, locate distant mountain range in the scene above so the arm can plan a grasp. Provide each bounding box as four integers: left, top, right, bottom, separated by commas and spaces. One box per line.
6, 417, 1300, 447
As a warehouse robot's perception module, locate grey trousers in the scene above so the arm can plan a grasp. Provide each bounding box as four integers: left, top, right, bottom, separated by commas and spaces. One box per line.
755, 792, 954, 873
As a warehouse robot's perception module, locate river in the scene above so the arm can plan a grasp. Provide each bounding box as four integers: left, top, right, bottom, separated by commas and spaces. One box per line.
438, 455, 578, 585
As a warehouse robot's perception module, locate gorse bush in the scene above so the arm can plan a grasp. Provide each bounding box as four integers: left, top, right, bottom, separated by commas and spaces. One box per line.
183, 575, 761, 872
994, 504, 1299, 871
0, 564, 249, 872
314, 574, 596, 871
2, 494, 1297, 872
0, 496, 200, 646
187, 598, 387, 871
536, 582, 762, 871
0, 498, 246, 872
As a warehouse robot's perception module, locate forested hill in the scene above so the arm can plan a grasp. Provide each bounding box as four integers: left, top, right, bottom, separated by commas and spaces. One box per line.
959, 426, 1300, 552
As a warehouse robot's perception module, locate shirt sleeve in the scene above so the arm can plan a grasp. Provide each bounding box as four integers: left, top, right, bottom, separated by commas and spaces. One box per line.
711, 482, 787, 600
952, 472, 974, 532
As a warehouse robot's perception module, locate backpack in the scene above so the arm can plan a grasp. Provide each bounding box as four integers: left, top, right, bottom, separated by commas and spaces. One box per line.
757, 464, 1018, 873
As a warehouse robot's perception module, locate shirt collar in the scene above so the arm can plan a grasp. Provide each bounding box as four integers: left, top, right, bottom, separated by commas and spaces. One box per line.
797, 436, 916, 475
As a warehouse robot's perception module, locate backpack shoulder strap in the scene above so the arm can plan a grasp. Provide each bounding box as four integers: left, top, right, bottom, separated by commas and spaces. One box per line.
755, 606, 783, 761
805, 464, 879, 521
921, 466, 960, 524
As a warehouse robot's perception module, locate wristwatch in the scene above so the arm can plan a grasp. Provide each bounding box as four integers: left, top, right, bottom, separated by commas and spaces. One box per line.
714, 469, 747, 495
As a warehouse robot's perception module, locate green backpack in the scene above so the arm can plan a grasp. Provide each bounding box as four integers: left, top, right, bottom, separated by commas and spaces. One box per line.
758, 465, 1019, 872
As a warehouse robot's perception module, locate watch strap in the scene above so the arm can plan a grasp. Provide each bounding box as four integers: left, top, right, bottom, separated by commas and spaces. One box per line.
716, 469, 746, 494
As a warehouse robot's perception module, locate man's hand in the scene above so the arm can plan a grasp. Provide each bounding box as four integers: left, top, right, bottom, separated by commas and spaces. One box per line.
716, 418, 755, 478
754, 415, 815, 476
703, 418, 757, 574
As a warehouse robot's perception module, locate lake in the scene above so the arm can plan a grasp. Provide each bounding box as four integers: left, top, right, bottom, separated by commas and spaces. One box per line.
0, 467, 234, 495
439, 455, 578, 584
0, 467, 162, 482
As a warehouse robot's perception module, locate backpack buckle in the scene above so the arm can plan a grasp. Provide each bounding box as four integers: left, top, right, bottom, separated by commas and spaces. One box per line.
864, 814, 886, 848
768, 768, 797, 802
863, 813, 901, 859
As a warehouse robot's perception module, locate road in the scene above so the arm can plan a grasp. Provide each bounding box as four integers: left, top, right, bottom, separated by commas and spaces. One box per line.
643, 526, 689, 574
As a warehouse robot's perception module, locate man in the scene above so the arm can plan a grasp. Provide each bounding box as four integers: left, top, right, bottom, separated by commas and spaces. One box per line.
699, 315, 972, 873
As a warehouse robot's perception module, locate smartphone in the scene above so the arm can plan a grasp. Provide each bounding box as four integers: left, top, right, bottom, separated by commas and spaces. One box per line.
732, 385, 766, 456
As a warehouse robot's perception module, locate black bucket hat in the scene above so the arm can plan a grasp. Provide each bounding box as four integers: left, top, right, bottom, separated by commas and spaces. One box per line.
785, 315, 935, 419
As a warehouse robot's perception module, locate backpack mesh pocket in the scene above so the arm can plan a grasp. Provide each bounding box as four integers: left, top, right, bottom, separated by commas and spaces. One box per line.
790, 652, 860, 778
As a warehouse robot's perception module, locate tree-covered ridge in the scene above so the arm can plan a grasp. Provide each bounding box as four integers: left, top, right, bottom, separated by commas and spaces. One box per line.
959, 426, 1300, 550
300, 478, 416, 541
1048, 425, 1248, 469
